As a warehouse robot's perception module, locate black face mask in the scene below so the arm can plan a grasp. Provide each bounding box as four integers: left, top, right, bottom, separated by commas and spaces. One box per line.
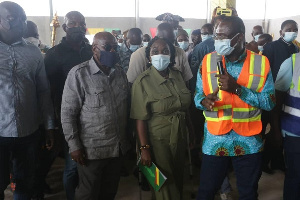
99, 51, 119, 68
67, 27, 86, 42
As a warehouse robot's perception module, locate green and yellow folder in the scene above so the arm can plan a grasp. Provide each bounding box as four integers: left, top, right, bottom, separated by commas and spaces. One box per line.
138, 160, 167, 191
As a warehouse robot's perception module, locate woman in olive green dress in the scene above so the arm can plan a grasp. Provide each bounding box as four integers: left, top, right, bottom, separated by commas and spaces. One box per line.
130, 37, 191, 200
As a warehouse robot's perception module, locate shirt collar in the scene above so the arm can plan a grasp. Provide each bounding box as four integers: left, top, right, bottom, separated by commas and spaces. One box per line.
149, 66, 175, 85
225, 49, 247, 64
0, 38, 27, 47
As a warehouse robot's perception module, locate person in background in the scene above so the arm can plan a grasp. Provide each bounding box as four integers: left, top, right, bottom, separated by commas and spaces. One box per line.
131, 37, 192, 200
275, 52, 300, 200
61, 32, 130, 200
245, 25, 264, 53
257, 33, 273, 54
190, 23, 215, 93
155, 13, 185, 37
262, 20, 298, 174
188, 29, 202, 66
24, 20, 49, 54
0, 1, 55, 199
177, 29, 192, 57
142, 33, 151, 47
195, 16, 275, 200
44, 11, 93, 200
119, 28, 143, 72
127, 23, 193, 84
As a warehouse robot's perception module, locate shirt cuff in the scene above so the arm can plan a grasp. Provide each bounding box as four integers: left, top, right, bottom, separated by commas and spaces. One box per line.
194, 96, 207, 110
68, 139, 83, 153
44, 119, 56, 130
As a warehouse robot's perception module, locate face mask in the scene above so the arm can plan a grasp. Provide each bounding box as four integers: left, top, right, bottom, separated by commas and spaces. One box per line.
254, 34, 261, 42
129, 44, 139, 52
67, 27, 86, 42
143, 42, 148, 47
178, 41, 189, 51
283, 32, 298, 43
25, 37, 40, 47
214, 33, 239, 56
118, 42, 123, 46
258, 45, 264, 52
99, 51, 119, 68
174, 29, 178, 37
201, 34, 213, 42
151, 54, 170, 71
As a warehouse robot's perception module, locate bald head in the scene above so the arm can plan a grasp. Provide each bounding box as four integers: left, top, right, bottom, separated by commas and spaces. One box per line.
93, 32, 116, 45
64, 11, 84, 24
127, 28, 143, 45
157, 23, 175, 44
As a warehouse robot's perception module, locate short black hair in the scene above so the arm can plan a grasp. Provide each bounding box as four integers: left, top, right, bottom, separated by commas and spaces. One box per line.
127, 28, 143, 39
221, 16, 245, 35
64, 11, 85, 24
211, 15, 227, 26
259, 34, 273, 43
281, 20, 298, 30
0, 1, 26, 21
145, 36, 176, 68
201, 23, 214, 34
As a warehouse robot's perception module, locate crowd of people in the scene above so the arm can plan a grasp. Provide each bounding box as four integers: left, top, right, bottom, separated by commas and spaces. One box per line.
0, 1, 300, 200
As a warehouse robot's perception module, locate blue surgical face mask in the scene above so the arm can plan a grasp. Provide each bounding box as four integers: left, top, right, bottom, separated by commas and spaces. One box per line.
201, 34, 213, 42
214, 33, 239, 56
129, 44, 140, 52
151, 54, 170, 71
283, 32, 298, 43
99, 51, 119, 68
254, 34, 261, 42
118, 42, 123, 46
143, 42, 148, 47
258, 45, 264, 52
178, 41, 189, 51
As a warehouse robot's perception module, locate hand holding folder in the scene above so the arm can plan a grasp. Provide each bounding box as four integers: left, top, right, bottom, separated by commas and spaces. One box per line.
138, 159, 167, 191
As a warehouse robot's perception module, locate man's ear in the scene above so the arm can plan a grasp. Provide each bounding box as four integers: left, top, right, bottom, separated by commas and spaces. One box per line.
279, 30, 283, 36
62, 24, 67, 32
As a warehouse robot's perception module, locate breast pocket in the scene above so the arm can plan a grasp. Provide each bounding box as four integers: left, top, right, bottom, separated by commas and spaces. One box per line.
85, 87, 105, 108
151, 92, 174, 113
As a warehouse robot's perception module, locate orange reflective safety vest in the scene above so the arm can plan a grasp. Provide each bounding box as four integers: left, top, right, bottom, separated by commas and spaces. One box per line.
202, 50, 270, 136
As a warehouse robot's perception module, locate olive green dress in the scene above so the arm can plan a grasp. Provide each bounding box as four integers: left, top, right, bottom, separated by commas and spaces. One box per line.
130, 66, 191, 200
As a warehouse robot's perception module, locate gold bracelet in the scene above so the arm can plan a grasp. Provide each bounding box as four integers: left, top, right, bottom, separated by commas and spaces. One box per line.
139, 145, 150, 150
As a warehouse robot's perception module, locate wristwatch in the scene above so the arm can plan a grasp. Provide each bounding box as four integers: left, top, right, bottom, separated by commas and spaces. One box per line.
235, 86, 242, 96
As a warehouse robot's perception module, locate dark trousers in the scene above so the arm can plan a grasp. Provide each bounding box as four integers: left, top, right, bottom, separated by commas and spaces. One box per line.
75, 157, 121, 200
283, 136, 300, 200
197, 153, 262, 200
0, 130, 39, 200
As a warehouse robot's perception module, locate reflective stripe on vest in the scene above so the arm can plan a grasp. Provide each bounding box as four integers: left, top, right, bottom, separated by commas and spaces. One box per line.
202, 50, 269, 136
281, 53, 300, 136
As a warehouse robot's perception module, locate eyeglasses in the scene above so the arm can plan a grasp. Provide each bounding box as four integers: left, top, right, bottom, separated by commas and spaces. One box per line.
212, 33, 240, 40
97, 43, 118, 52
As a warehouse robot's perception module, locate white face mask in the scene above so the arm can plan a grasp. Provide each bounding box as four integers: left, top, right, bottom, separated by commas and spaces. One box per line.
214, 33, 239, 56
143, 42, 148, 47
25, 37, 40, 47
201, 34, 213, 42
254, 34, 261, 42
258, 45, 264, 52
283, 32, 298, 43
151, 54, 170, 71
118, 42, 123, 47
178, 41, 189, 51
129, 44, 140, 52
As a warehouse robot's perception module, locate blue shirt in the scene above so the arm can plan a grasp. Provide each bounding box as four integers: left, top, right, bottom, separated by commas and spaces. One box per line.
276, 56, 300, 137
0, 39, 55, 137
194, 51, 275, 156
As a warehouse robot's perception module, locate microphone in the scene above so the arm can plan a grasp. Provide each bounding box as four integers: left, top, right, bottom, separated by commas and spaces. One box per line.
216, 54, 225, 75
